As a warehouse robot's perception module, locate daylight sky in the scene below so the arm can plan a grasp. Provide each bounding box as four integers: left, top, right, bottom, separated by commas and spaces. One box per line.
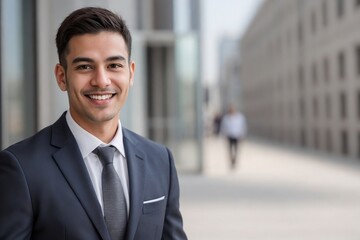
202, 0, 264, 83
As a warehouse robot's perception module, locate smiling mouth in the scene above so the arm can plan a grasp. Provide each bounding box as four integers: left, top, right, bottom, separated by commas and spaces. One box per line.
86, 94, 116, 100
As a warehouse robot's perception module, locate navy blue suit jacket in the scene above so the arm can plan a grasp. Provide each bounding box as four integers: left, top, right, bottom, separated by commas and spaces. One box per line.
0, 113, 187, 240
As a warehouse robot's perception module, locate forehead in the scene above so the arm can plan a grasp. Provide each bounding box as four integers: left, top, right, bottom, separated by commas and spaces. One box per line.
66, 31, 129, 60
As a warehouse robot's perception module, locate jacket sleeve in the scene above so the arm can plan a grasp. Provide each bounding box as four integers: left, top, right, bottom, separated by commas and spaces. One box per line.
161, 148, 187, 240
0, 150, 32, 239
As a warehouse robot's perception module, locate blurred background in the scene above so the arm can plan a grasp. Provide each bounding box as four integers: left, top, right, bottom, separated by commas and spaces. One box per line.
1, 0, 360, 239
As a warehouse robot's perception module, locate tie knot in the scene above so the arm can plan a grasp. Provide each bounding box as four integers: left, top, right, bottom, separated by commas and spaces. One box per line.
94, 146, 116, 166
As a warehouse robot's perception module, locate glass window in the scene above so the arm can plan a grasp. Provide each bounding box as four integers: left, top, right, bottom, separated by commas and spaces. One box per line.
313, 129, 318, 149
323, 57, 329, 82
174, 0, 191, 33
337, 0, 344, 18
298, 21, 303, 46
325, 94, 331, 118
338, 51, 345, 79
0, 2, 2, 148
313, 97, 318, 117
312, 62, 317, 84
355, 45, 360, 76
340, 91, 346, 119
299, 97, 306, 118
358, 132, 360, 158
300, 128, 306, 147
298, 65, 304, 88
341, 129, 348, 155
326, 129, 332, 152
357, 90, 360, 119
311, 10, 316, 34
154, 0, 173, 30
174, 33, 201, 172
322, 1, 327, 26
1, 0, 36, 148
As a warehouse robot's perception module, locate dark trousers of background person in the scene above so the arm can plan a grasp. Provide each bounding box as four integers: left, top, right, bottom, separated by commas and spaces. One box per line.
227, 137, 240, 169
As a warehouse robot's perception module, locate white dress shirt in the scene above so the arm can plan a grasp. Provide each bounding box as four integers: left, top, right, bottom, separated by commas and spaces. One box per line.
65, 112, 130, 215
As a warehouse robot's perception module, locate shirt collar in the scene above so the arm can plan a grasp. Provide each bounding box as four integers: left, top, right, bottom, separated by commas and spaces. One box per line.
65, 111, 126, 158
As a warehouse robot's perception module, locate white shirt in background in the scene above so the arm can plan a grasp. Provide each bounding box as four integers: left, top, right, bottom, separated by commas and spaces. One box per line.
221, 112, 247, 139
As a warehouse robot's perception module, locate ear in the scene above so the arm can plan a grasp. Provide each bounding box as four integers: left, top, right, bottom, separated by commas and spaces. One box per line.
129, 61, 135, 86
54, 64, 67, 91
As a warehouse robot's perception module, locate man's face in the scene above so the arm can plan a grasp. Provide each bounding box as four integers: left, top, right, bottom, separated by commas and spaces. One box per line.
55, 31, 135, 130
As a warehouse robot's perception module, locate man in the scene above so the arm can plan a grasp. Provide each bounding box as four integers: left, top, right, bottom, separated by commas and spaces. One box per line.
0, 7, 187, 240
221, 105, 247, 169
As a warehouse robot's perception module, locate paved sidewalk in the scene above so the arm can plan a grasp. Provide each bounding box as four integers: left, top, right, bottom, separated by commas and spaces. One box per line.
179, 137, 360, 240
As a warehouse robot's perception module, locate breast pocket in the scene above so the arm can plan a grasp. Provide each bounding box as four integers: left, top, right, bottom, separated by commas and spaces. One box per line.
142, 196, 166, 215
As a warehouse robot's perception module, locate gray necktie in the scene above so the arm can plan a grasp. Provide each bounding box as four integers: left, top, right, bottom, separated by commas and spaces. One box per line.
94, 146, 127, 240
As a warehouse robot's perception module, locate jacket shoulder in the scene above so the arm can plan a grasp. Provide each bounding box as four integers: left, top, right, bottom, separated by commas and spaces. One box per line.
3, 125, 52, 154
123, 128, 166, 149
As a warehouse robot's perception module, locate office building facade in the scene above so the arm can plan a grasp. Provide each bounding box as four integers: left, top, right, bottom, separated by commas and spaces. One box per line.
241, 0, 360, 159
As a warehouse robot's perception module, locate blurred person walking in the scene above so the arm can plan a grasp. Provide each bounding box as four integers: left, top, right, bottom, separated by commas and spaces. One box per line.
213, 112, 223, 136
221, 105, 247, 169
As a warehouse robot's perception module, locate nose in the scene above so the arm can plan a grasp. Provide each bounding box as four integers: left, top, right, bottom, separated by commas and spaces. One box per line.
91, 67, 111, 88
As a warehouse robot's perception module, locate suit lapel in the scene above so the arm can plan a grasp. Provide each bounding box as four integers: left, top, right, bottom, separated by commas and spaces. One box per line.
123, 129, 146, 240
51, 114, 110, 240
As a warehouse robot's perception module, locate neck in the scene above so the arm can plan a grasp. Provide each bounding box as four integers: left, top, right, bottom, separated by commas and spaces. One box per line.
88, 122, 118, 144
69, 112, 119, 144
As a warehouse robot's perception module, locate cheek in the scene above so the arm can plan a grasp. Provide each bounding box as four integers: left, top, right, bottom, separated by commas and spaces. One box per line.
66, 83, 82, 102
115, 78, 130, 90
66, 77, 85, 93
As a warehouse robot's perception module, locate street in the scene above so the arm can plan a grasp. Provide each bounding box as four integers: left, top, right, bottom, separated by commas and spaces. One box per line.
179, 137, 360, 240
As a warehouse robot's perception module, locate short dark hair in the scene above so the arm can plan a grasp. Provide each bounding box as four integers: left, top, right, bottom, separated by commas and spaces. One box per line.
56, 7, 132, 68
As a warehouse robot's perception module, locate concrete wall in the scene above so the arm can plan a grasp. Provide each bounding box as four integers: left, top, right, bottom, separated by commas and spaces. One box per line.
241, 0, 360, 159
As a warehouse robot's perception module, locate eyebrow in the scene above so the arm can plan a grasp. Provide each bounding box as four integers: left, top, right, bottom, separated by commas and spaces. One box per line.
71, 55, 126, 65
72, 57, 94, 64
107, 55, 126, 62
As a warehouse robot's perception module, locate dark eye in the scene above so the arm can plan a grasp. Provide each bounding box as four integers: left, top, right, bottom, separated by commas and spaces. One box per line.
108, 63, 123, 69
76, 65, 92, 70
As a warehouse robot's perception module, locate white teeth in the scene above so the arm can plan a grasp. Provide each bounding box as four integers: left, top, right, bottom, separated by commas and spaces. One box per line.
88, 94, 112, 100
